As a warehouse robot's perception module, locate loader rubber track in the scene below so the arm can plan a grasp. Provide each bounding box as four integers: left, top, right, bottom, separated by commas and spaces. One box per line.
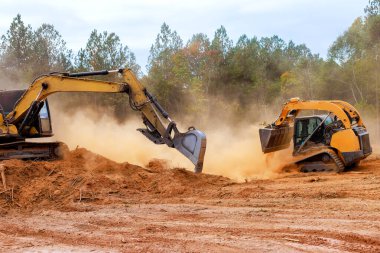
297, 148, 345, 173
326, 149, 345, 172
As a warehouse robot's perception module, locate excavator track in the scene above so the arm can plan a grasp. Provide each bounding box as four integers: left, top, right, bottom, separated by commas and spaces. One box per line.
0, 141, 67, 161
296, 148, 345, 173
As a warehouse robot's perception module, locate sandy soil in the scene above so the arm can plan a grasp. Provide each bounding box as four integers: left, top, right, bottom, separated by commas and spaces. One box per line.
0, 149, 380, 252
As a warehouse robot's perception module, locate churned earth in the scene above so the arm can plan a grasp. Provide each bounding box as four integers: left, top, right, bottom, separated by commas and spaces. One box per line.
0, 148, 379, 252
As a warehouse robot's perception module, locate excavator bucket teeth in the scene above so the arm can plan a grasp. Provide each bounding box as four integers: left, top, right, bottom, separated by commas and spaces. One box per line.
259, 126, 293, 153
173, 129, 206, 173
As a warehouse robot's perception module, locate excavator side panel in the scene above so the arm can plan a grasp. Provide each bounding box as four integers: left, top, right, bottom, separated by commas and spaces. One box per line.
0, 90, 25, 114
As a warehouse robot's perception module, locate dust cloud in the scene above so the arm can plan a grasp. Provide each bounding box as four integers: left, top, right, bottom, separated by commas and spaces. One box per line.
200, 125, 293, 181
0, 78, 15, 90
47, 96, 380, 182
50, 106, 292, 182
51, 109, 191, 168
0, 73, 28, 90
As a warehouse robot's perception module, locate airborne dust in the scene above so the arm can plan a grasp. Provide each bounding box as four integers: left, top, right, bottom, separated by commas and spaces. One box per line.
48, 93, 380, 182
50, 104, 294, 182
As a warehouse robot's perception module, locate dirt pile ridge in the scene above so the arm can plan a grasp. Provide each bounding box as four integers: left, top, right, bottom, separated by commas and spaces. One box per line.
1, 150, 380, 251
0, 148, 231, 211
1, 147, 380, 213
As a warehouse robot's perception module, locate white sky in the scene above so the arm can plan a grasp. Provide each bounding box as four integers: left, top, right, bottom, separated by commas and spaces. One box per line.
0, 0, 369, 72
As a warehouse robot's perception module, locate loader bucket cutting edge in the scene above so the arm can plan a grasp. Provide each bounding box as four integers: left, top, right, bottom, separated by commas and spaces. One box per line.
259, 126, 293, 153
173, 129, 206, 173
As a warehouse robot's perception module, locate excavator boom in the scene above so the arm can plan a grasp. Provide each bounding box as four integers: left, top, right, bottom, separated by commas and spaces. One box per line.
0, 69, 206, 172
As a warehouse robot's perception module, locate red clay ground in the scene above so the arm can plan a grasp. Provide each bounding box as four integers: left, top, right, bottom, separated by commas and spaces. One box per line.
0, 148, 380, 252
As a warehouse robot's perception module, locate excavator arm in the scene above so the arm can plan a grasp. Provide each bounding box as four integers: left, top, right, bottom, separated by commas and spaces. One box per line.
1, 69, 206, 172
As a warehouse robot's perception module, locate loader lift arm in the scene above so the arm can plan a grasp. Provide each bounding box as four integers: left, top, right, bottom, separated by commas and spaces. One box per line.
260, 97, 366, 154
2, 69, 206, 172
274, 98, 364, 129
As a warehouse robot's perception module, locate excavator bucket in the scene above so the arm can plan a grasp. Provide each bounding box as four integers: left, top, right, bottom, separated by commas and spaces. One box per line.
259, 126, 293, 153
173, 128, 207, 173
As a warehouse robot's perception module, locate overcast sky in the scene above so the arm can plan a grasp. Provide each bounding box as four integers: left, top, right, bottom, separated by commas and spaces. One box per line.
0, 0, 369, 72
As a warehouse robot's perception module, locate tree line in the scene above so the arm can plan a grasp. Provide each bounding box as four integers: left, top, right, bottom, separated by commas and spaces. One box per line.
0, 1, 379, 133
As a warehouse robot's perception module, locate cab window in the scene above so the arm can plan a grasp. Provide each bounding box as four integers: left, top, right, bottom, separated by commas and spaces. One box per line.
295, 117, 322, 146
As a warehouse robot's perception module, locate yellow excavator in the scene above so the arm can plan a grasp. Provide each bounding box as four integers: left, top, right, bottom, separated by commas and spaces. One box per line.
259, 98, 372, 172
0, 69, 206, 172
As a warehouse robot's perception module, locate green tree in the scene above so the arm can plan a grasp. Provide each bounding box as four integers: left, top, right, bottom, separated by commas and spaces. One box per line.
0, 14, 34, 81
147, 23, 186, 113
174, 33, 212, 114
76, 29, 139, 74
365, 0, 380, 16
0, 15, 73, 84
32, 24, 73, 75
207, 26, 233, 97
184, 33, 210, 80
329, 18, 366, 64
147, 23, 183, 71
226, 35, 261, 106
210, 26, 232, 57
366, 0, 380, 44
72, 30, 141, 119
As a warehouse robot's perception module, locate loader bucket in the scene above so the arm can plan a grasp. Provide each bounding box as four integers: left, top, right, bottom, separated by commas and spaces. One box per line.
259, 126, 293, 153
173, 128, 207, 173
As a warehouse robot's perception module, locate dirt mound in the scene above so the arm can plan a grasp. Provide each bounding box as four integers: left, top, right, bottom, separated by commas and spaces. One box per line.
2, 148, 379, 213
0, 148, 231, 211
1, 150, 380, 252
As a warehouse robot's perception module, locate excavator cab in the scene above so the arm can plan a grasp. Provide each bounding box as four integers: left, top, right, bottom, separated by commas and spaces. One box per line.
0, 89, 53, 140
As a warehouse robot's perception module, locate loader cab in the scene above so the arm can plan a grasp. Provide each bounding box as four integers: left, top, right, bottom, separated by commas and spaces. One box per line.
294, 115, 334, 149
0, 89, 53, 138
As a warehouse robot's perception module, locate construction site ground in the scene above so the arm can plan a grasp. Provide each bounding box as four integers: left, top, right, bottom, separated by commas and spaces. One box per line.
0, 148, 380, 252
